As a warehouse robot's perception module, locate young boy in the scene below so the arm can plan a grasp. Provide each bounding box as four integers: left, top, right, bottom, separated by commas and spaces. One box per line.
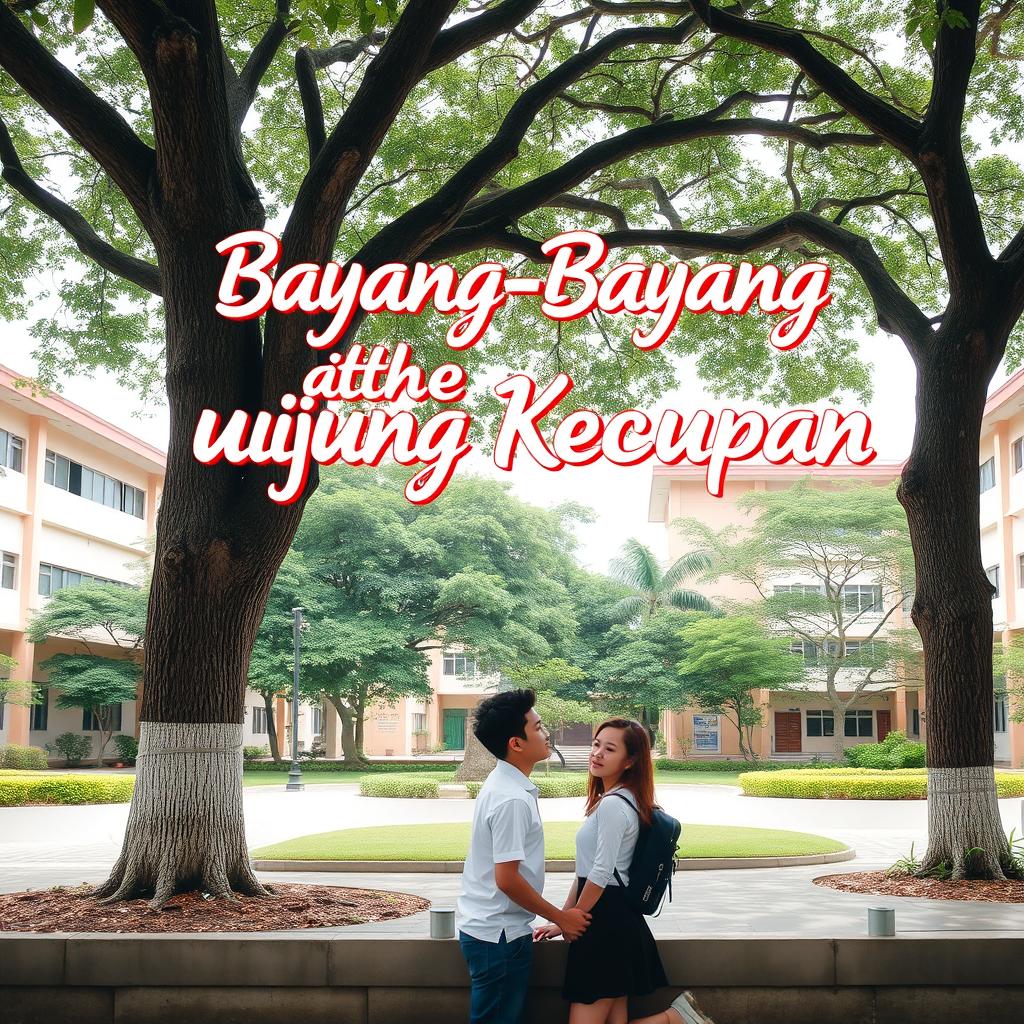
457, 688, 591, 1024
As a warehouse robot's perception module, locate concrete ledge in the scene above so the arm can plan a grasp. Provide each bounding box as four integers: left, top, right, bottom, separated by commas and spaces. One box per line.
3, 939, 1024, 1024
252, 848, 855, 872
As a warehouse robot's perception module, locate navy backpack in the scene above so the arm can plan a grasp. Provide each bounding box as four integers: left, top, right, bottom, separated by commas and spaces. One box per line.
607, 792, 682, 916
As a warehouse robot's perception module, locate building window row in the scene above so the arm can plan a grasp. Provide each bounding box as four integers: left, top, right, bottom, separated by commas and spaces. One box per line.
1, 551, 15, 590
774, 583, 882, 614
805, 708, 875, 738
789, 639, 879, 666
443, 653, 478, 677
38, 562, 131, 597
44, 450, 145, 519
0, 428, 25, 473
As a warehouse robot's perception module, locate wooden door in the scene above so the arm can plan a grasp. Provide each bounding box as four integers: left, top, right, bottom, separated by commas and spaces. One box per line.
876, 710, 891, 743
774, 712, 802, 753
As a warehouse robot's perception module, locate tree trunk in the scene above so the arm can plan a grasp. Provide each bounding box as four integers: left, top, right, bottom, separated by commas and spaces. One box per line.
329, 697, 362, 764
897, 333, 1012, 879
454, 727, 497, 782
263, 692, 283, 765
355, 699, 366, 760
828, 693, 848, 763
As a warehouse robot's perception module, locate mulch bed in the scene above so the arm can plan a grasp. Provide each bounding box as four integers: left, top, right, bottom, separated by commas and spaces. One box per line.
0, 883, 429, 933
814, 870, 1024, 902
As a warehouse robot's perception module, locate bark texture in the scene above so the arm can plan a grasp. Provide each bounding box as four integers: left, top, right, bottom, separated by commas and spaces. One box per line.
93, 722, 268, 907
925, 766, 1009, 878
263, 693, 283, 764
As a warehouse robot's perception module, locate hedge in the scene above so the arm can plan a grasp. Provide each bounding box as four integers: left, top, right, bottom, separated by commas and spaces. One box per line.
246, 759, 458, 773
0, 773, 136, 806
359, 772, 590, 799
654, 758, 838, 772
0, 743, 49, 770
738, 769, 1024, 800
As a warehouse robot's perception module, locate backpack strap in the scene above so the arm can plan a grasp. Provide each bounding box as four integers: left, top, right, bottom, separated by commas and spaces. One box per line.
605, 792, 639, 890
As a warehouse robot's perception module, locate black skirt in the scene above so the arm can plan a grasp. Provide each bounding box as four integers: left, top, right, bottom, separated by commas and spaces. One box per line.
562, 876, 668, 1004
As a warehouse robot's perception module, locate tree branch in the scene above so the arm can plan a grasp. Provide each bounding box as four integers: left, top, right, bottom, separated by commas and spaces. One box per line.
0, 4, 155, 225
425, 0, 543, 74
0, 116, 160, 295
543, 193, 629, 230
688, 0, 921, 157
295, 47, 326, 163
233, 0, 299, 129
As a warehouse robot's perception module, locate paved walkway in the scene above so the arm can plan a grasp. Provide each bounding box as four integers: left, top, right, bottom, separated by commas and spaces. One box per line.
2, 783, 1023, 937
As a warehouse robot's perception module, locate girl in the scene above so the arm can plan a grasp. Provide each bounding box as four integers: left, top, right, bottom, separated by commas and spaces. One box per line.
534, 718, 713, 1024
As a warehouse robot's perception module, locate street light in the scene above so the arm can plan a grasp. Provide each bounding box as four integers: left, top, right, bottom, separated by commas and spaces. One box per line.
286, 606, 305, 792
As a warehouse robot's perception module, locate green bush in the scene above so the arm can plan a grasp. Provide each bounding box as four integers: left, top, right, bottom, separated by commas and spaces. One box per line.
534, 774, 589, 798
654, 758, 835, 773
45, 732, 93, 766
243, 745, 272, 761
113, 735, 139, 764
738, 769, 1024, 800
0, 773, 135, 806
360, 775, 442, 798
845, 731, 927, 770
245, 758, 457, 773
0, 743, 49, 770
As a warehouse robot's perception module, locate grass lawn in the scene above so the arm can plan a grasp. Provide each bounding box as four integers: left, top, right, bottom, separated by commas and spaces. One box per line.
252, 822, 846, 861
243, 770, 745, 788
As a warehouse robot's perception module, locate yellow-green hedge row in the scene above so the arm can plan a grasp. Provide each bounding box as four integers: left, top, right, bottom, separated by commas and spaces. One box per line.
738, 769, 1024, 800
0, 772, 136, 806
360, 773, 589, 800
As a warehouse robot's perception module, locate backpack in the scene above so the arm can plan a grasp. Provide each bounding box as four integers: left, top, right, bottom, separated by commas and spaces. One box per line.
607, 792, 682, 917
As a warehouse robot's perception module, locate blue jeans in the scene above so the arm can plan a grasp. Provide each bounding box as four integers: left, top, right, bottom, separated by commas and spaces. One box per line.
459, 930, 534, 1024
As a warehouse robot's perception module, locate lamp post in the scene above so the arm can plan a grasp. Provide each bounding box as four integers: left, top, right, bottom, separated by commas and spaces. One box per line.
286, 606, 305, 792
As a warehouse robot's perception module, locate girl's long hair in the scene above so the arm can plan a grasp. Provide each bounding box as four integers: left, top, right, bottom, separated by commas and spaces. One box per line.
584, 718, 656, 826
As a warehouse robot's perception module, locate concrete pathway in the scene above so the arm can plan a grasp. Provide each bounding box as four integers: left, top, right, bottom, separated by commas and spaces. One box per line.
2, 783, 1023, 937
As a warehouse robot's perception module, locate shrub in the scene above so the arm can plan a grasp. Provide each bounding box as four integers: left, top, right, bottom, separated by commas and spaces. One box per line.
244, 758, 456, 773
654, 758, 834, 773
0, 773, 135, 806
45, 732, 93, 767
360, 775, 442, 798
0, 743, 49, 770
534, 774, 589, 798
112, 735, 138, 764
738, 769, 1024, 800
243, 745, 272, 761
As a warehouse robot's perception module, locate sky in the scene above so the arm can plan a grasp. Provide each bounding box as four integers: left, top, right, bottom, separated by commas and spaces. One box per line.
1, 318, 930, 574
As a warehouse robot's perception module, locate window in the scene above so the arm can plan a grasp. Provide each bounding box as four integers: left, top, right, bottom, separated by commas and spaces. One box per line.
994, 697, 1008, 733
251, 706, 268, 734
30, 688, 48, 732
443, 652, 478, 677
842, 584, 882, 615
986, 565, 1000, 598
1019, 553, 1024, 590
789, 639, 817, 664
82, 704, 123, 731
38, 562, 129, 596
1, 552, 15, 590
0, 429, 24, 473
844, 710, 874, 737
912, 708, 920, 735
44, 449, 144, 518
980, 457, 996, 493
692, 714, 720, 752
412, 713, 428, 733
806, 710, 835, 737
774, 584, 823, 597
1014, 437, 1024, 475
311, 705, 323, 736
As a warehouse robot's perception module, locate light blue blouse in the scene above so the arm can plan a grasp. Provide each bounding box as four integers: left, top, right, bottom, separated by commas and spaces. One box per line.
573, 786, 640, 888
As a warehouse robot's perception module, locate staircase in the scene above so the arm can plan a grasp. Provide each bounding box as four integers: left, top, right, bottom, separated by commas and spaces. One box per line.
549, 745, 592, 771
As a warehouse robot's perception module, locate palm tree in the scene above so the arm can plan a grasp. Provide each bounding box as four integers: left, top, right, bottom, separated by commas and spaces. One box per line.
610, 539, 717, 621
608, 539, 717, 739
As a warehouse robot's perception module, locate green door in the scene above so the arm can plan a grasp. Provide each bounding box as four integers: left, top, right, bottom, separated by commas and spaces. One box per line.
443, 708, 467, 750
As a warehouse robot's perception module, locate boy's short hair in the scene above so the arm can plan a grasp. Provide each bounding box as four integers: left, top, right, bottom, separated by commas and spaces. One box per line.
473, 688, 536, 759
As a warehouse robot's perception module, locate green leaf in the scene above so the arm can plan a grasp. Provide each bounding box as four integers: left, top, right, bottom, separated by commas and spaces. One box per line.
356, 0, 373, 35
30, 8, 49, 28
72, 0, 95, 34
943, 8, 970, 30
323, 2, 340, 35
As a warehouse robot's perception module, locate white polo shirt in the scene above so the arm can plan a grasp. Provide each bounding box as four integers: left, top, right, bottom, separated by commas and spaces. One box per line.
457, 759, 545, 943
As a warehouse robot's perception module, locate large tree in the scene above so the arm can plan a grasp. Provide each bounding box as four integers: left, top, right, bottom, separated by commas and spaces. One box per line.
676, 613, 805, 761
2, 0, 1022, 900
680, 479, 917, 761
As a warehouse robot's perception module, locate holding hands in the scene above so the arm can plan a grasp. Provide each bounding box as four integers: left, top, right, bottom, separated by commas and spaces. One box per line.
534, 906, 591, 942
